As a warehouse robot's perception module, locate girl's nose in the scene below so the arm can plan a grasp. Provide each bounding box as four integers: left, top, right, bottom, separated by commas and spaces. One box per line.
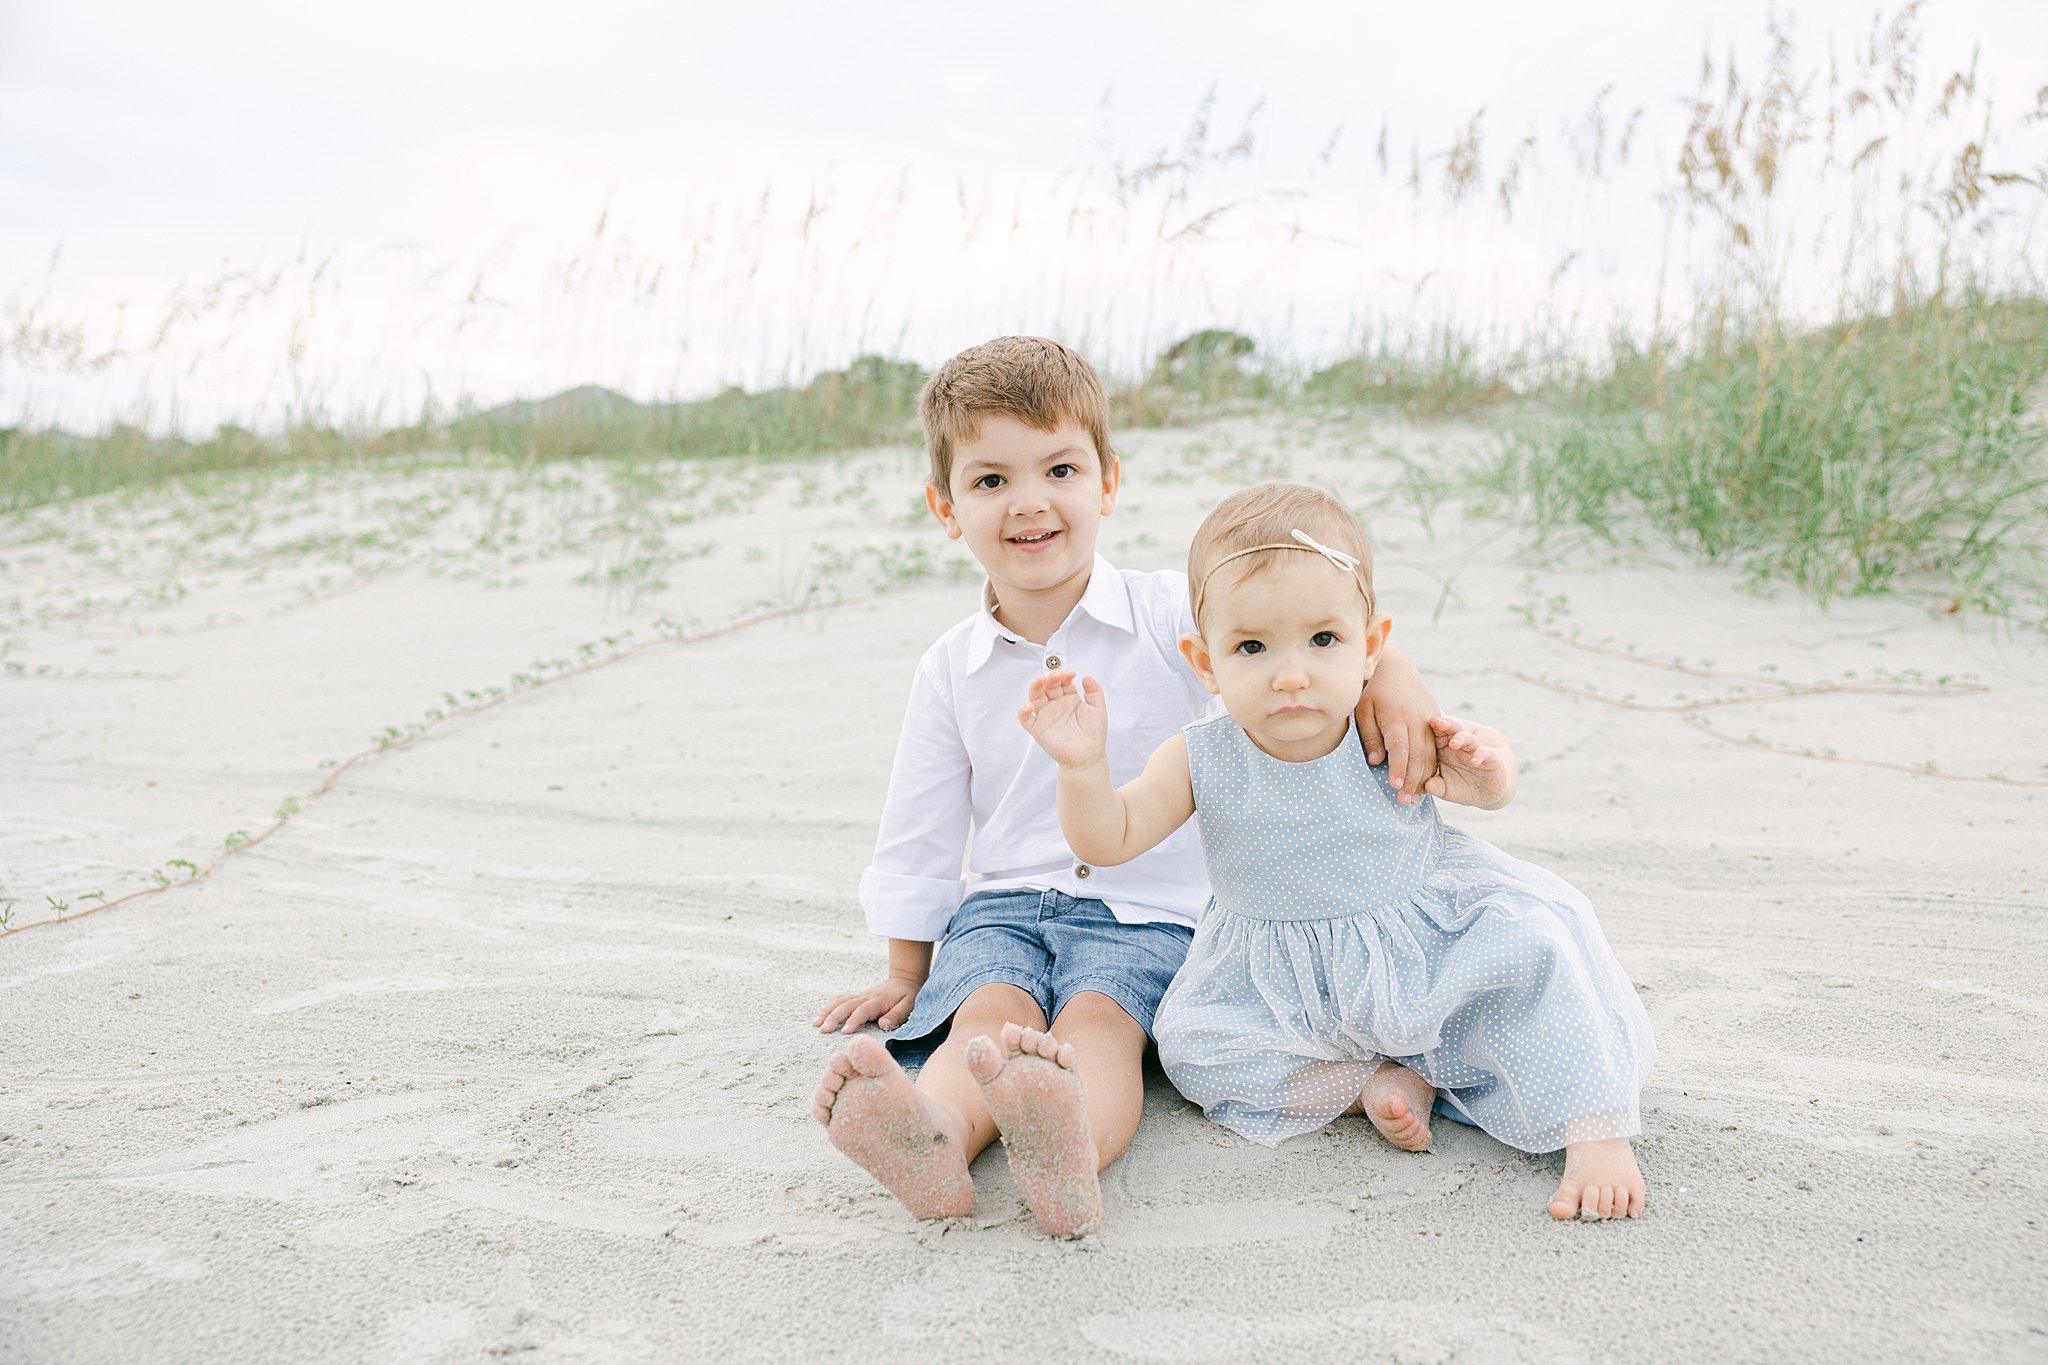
1273, 662, 1310, 690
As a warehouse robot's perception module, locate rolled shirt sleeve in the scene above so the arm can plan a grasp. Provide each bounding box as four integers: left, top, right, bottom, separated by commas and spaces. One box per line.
858, 656, 971, 940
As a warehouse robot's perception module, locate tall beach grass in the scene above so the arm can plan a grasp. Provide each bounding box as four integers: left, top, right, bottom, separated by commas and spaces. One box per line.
3, 6, 2044, 619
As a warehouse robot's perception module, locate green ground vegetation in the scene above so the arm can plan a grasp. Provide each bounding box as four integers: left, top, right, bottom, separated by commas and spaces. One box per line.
6, 293, 2045, 623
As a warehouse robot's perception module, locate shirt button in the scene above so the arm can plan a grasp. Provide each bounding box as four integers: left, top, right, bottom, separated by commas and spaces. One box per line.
1045, 655, 1061, 669
1075, 863, 1091, 879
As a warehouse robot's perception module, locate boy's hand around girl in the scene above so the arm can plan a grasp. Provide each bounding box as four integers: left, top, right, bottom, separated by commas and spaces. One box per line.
1357, 647, 1447, 806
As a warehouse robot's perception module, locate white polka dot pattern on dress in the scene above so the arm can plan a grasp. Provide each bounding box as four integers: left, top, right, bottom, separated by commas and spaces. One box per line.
1152, 712, 1656, 1153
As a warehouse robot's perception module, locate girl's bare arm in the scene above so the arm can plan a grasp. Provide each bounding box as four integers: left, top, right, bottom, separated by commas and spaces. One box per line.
1018, 670, 1196, 866
1054, 733, 1196, 867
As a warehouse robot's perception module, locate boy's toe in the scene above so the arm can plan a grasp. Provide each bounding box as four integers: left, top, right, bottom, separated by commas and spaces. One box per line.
963, 1034, 1003, 1084
843, 1033, 893, 1076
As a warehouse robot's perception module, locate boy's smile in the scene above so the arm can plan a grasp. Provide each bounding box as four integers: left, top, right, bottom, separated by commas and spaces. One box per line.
926, 413, 1118, 641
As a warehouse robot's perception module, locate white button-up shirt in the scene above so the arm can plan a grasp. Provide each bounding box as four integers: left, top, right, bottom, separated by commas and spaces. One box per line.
859, 557, 1217, 940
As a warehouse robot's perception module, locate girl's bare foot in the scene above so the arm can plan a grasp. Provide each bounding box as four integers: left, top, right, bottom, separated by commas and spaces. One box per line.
964, 1023, 1101, 1237
812, 1035, 974, 1220
1359, 1061, 1435, 1152
1550, 1138, 1646, 1220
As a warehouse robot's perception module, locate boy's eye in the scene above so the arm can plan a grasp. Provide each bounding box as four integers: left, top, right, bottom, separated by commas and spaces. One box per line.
973, 474, 1005, 490
1311, 631, 1338, 647
1048, 463, 1078, 479
1234, 640, 1265, 656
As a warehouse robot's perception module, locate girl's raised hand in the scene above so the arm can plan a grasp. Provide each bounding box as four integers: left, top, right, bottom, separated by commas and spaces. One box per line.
1017, 669, 1110, 769
1426, 714, 1518, 810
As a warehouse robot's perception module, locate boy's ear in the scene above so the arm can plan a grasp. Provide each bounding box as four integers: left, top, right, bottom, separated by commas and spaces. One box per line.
1098, 456, 1121, 517
1359, 615, 1394, 680
1178, 632, 1221, 694
924, 483, 962, 539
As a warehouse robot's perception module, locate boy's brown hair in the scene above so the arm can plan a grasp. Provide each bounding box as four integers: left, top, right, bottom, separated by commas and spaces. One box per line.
1187, 482, 1376, 629
918, 336, 1116, 491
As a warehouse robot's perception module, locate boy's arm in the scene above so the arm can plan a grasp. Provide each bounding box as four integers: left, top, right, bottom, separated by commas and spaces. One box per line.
1018, 670, 1195, 867
1357, 642, 1443, 806
1425, 715, 1519, 810
816, 657, 968, 1032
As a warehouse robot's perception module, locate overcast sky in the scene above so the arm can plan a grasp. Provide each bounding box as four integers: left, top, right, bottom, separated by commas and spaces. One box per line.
4, 1, 2042, 429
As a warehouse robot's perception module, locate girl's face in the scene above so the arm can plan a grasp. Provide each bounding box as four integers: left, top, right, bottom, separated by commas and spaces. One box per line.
1179, 551, 1390, 762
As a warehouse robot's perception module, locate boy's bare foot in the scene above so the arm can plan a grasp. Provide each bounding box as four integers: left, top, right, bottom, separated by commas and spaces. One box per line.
964, 1023, 1102, 1237
1549, 1138, 1646, 1220
813, 1035, 974, 1220
1360, 1061, 1435, 1152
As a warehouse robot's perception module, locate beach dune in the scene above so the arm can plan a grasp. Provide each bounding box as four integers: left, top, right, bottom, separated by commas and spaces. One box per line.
3, 421, 2044, 1362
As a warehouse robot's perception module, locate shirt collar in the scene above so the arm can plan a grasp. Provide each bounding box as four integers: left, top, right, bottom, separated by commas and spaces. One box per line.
965, 555, 1134, 672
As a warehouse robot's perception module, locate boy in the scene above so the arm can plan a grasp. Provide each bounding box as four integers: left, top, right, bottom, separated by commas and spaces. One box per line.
810, 336, 1443, 1236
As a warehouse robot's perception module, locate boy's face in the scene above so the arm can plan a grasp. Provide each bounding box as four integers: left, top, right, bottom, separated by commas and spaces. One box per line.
925, 413, 1118, 609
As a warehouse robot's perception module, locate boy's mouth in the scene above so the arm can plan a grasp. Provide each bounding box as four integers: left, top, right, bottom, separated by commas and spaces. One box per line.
1008, 529, 1059, 546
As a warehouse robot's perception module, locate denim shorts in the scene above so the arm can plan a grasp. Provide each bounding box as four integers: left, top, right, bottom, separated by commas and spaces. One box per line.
884, 889, 1196, 1065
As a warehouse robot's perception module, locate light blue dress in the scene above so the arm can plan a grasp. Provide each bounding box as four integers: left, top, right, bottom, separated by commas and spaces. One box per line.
1153, 712, 1655, 1153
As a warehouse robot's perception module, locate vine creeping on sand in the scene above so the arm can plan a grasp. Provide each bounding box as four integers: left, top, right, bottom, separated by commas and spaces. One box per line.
0, 597, 859, 940
1501, 620, 2045, 787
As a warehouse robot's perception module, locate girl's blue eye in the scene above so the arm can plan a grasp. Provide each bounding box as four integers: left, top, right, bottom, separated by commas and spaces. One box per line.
1234, 640, 1265, 655
1312, 631, 1338, 647
974, 474, 1004, 490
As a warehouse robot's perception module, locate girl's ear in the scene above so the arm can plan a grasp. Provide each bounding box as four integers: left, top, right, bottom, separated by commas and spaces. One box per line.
924, 483, 962, 539
1359, 615, 1394, 679
1178, 632, 1221, 694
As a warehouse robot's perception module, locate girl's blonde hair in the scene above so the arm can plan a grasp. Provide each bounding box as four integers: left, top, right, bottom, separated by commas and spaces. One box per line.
1187, 482, 1376, 628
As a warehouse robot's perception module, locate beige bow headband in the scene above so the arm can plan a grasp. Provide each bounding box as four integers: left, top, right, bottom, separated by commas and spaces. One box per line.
1194, 528, 1375, 614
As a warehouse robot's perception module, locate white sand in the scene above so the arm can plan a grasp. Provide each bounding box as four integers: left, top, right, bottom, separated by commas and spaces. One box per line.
3, 417, 2045, 1362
